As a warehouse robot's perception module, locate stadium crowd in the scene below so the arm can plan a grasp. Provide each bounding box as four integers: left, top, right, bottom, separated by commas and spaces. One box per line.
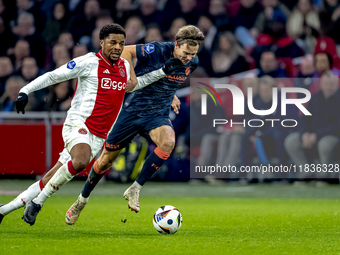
1, 0, 340, 180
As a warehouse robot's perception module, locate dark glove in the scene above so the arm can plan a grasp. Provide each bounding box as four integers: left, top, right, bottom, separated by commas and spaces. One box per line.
16, 92, 28, 114
162, 58, 183, 74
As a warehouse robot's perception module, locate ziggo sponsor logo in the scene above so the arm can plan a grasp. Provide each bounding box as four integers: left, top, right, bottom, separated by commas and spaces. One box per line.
101, 78, 126, 91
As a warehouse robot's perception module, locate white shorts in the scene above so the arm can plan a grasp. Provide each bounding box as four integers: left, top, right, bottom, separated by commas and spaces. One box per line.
58, 122, 105, 165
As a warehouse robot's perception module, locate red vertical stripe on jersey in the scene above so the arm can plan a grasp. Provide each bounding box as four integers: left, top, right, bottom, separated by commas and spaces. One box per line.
84, 56, 127, 139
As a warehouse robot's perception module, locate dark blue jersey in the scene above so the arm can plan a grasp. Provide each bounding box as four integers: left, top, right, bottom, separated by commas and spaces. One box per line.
123, 41, 198, 117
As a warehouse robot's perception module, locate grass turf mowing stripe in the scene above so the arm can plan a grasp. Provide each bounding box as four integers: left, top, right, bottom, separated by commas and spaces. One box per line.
1, 195, 340, 255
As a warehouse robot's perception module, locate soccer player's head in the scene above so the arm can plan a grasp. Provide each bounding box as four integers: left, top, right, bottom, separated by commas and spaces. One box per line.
100, 23, 126, 63
174, 25, 204, 64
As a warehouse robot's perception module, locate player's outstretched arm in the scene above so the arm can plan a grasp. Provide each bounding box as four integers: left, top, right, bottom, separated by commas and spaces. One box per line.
172, 95, 181, 114
128, 58, 183, 93
16, 57, 92, 114
122, 46, 137, 92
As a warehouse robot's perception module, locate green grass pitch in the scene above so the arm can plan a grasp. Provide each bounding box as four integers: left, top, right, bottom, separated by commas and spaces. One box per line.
1, 180, 340, 254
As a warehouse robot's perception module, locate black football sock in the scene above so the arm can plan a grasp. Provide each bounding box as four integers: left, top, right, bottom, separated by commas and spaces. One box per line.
81, 164, 104, 198
136, 148, 169, 185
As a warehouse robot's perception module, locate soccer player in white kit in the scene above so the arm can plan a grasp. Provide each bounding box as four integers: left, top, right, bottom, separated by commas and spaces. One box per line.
12, 23, 132, 225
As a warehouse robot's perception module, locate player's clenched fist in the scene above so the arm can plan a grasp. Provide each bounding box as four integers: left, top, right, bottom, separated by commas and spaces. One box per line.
16, 92, 28, 114
162, 58, 183, 74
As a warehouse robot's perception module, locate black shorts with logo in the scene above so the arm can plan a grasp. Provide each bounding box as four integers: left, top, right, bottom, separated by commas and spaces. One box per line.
105, 108, 174, 151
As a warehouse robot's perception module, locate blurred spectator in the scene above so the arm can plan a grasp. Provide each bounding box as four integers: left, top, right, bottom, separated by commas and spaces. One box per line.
0, 16, 17, 56
68, 0, 100, 42
216, 75, 259, 169
73, 45, 88, 58
314, 37, 339, 65
253, 0, 290, 37
47, 43, 70, 71
319, 0, 340, 43
285, 71, 340, 167
20, 57, 39, 82
91, 28, 101, 52
0, 76, 25, 111
42, 1, 70, 46
114, 0, 136, 25
45, 80, 73, 112
0, 56, 14, 97
233, 0, 263, 49
16, 0, 46, 33
313, 52, 340, 78
258, 51, 287, 77
197, 15, 217, 52
124, 16, 145, 45
144, 24, 163, 43
165, 17, 187, 42
210, 32, 249, 77
190, 86, 226, 166
11, 12, 46, 67
294, 54, 315, 95
274, 30, 305, 59
208, 0, 232, 31
241, 76, 294, 166
95, 10, 114, 30
178, 0, 200, 25
286, 0, 320, 54
137, 0, 162, 27
58, 32, 75, 56
10, 39, 30, 71
19, 57, 48, 111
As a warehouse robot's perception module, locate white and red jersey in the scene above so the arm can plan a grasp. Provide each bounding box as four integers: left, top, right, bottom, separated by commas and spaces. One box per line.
20, 50, 130, 139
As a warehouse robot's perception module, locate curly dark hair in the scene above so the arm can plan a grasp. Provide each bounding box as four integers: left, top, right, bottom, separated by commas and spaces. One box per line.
99, 23, 126, 40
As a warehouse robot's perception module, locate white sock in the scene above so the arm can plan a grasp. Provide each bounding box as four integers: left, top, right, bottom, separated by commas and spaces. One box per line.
131, 181, 142, 190
33, 163, 74, 206
78, 193, 89, 203
0, 181, 42, 216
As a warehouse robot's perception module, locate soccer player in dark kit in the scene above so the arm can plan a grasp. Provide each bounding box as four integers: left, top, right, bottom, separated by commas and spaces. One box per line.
65, 25, 205, 224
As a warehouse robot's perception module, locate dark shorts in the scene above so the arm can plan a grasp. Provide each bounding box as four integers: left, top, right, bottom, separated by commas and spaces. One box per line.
105, 108, 174, 151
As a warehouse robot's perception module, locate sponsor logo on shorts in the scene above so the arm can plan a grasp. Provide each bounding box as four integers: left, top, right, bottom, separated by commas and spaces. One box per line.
67, 61, 76, 69
119, 68, 125, 77
144, 44, 154, 54
105, 142, 120, 150
78, 128, 87, 134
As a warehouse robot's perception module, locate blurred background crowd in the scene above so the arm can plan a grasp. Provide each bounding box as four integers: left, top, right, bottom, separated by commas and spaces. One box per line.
1, 0, 340, 182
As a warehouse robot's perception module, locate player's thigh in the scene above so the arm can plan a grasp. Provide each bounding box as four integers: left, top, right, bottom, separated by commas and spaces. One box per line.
62, 123, 95, 167
149, 125, 175, 150
105, 109, 142, 151
62, 124, 91, 158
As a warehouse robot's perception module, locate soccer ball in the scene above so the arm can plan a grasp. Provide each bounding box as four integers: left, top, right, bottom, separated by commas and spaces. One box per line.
153, 205, 182, 234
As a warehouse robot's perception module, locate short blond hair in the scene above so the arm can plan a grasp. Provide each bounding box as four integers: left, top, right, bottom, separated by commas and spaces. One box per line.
175, 25, 204, 47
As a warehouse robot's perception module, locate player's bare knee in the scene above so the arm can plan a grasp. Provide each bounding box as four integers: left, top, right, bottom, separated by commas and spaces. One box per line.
160, 139, 175, 153
72, 158, 90, 171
